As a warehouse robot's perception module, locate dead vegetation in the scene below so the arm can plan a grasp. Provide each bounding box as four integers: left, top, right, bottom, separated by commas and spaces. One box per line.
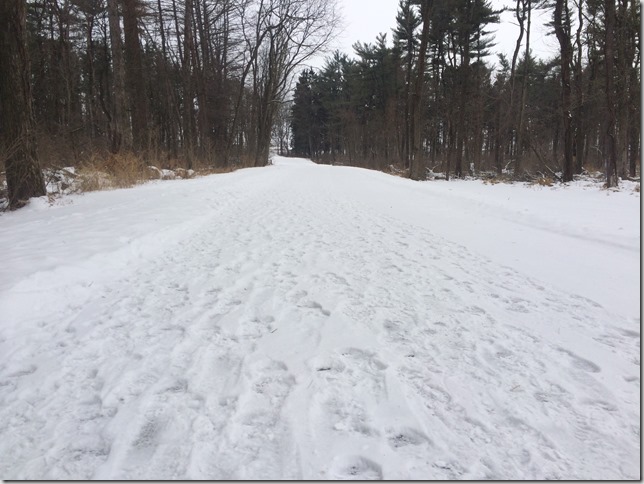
534, 176, 555, 187
68, 152, 242, 194
0, 145, 247, 210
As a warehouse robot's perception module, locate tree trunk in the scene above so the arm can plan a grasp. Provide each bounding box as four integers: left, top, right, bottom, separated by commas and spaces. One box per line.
255, 58, 277, 167
616, 0, 629, 178
156, 0, 179, 157
403, 24, 414, 169
107, 0, 130, 152
455, 36, 470, 179
183, 0, 196, 168
515, 0, 531, 177
409, 0, 432, 181
554, 0, 574, 182
0, 0, 46, 209
572, 0, 584, 174
604, 0, 619, 187
627, 0, 640, 177
85, 12, 97, 141
123, 0, 149, 152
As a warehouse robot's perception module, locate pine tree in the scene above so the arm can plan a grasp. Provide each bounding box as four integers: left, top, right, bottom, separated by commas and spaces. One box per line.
393, 0, 421, 168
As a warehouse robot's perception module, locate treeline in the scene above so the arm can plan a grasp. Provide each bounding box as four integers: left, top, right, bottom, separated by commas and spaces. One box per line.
290, 0, 640, 184
7, 0, 336, 171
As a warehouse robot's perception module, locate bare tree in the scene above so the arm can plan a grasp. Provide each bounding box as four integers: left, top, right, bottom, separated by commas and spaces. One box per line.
248, 0, 339, 167
0, 0, 46, 209
183, 0, 197, 167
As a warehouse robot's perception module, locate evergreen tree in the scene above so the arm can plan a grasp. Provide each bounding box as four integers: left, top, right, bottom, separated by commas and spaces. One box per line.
393, 0, 421, 167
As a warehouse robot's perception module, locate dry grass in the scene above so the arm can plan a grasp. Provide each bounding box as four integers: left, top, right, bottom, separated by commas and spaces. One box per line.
196, 165, 239, 176
71, 151, 245, 194
387, 164, 410, 178
534, 176, 554, 187
0, 131, 248, 207
74, 152, 149, 191
484, 174, 513, 185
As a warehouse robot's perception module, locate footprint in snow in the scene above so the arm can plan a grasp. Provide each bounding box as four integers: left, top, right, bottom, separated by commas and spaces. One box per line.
570, 293, 603, 308
303, 300, 331, 316
7, 364, 38, 378
386, 426, 431, 449
557, 348, 601, 373
160, 378, 188, 394
620, 329, 640, 339
310, 355, 346, 374
580, 399, 618, 412
326, 272, 349, 286
132, 413, 164, 450
247, 359, 295, 400
398, 366, 452, 406
329, 455, 383, 480
340, 347, 388, 372
289, 289, 308, 303
237, 316, 276, 340
381, 319, 414, 346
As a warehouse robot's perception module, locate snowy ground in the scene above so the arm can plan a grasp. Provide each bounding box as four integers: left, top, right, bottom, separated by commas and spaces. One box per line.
0, 155, 640, 479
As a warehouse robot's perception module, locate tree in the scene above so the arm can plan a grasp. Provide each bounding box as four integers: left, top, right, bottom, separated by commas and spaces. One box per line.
291, 69, 317, 156
393, 0, 421, 168
451, 0, 500, 178
107, 0, 130, 152
123, 0, 149, 152
249, 0, 339, 167
15, 0, 637, 183
554, 0, 574, 182
182, 0, 197, 168
572, 0, 584, 174
603, 0, 618, 187
514, 0, 532, 177
0, 0, 46, 209
409, 0, 432, 181
273, 99, 292, 155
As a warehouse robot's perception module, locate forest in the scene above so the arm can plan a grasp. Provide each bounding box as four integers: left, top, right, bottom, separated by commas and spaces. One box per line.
0, 0, 640, 209
0, 0, 338, 208
289, 0, 641, 184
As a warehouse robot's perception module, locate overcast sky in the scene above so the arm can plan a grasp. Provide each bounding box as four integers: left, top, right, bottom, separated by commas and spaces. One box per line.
309, 0, 560, 69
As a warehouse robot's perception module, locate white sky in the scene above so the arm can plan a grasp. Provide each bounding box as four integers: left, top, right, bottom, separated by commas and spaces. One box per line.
310, 0, 560, 69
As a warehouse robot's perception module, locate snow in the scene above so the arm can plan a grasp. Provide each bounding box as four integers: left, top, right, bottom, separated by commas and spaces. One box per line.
0, 155, 640, 479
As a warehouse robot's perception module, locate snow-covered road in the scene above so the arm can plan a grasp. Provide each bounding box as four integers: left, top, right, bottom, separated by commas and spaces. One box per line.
0, 156, 640, 479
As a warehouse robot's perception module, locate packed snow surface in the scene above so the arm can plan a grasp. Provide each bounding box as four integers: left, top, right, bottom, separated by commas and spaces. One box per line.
0, 156, 640, 479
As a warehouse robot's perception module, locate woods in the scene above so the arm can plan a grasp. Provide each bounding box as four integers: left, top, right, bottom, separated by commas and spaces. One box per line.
0, 0, 640, 209
290, 0, 640, 183
0, 0, 338, 205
